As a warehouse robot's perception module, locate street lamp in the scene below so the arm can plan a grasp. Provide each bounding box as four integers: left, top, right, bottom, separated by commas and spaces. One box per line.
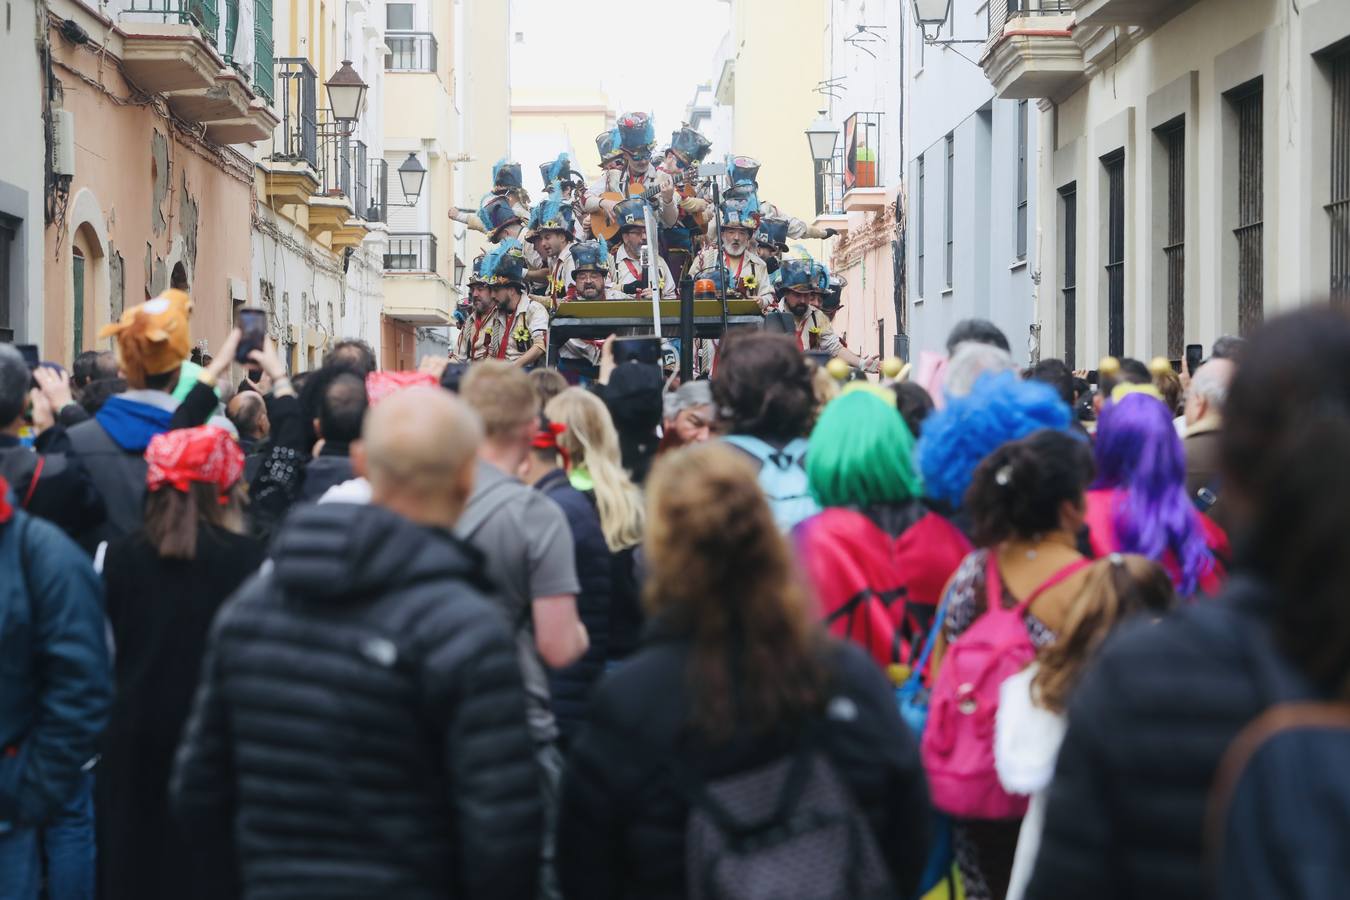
397, 152, 427, 205
325, 60, 368, 124
805, 110, 839, 165
453, 256, 466, 287
912, 0, 953, 41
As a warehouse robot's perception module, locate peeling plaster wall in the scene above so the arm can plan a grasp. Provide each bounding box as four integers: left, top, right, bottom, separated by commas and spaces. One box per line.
43, 35, 253, 365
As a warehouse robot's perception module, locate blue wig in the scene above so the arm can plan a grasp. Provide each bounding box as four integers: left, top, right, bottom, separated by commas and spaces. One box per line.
1093, 392, 1214, 595
917, 370, 1074, 510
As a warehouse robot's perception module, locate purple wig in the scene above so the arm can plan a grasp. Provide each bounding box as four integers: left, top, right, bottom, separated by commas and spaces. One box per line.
1093, 393, 1214, 594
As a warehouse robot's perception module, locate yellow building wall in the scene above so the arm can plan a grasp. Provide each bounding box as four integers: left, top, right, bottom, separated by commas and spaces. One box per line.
511, 89, 614, 188
729, 0, 826, 235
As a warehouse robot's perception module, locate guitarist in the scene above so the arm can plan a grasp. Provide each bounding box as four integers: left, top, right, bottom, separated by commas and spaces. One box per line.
691, 198, 775, 309
582, 113, 679, 229
660, 125, 716, 280
609, 199, 676, 301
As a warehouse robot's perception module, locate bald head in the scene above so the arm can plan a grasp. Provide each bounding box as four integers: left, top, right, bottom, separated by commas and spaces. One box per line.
227, 390, 269, 440
1186, 358, 1236, 428
356, 387, 484, 529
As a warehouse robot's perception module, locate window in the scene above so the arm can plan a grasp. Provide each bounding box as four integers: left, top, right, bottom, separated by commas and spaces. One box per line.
1160, 120, 1186, 358
1016, 100, 1029, 261
0, 216, 13, 342
1060, 184, 1077, 369
916, 155, 925, 296
1103, 150, 1125, 358
387, 2, 415, 30
1229, 80, 1263, 334
944, 133, 955, 288
72, 248, 86, 356
1330, 48, 1350, 308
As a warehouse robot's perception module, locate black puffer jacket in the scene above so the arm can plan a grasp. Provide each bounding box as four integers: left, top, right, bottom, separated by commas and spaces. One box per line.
557, 634, 931, 900
1026, 578, 1285, 900
534, 469, 611, 746
171, 503, 542, 900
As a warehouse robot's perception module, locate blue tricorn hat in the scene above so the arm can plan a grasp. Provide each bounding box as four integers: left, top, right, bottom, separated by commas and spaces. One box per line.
479, 194, 523, 238
613, 197, 650, 232
662, 225, 693, 251
570, 239, 610, 273
776, 258, 830, 294
719, 195, 761, 230
755, 217, 790, 251
669, 125, 712, 163
596, 131, 621, 163
467, 254, 489, 286
492, 159, 523, 190
613, 112, 657, 158
531, 188, 575, 237
480, 238, 528, 288
540, 153, 571, 190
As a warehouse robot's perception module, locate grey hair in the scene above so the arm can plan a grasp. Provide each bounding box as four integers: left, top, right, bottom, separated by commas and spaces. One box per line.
0, 344, 31, 426
663, 380, 713, 421
945, 341, 1017, 398
1190, 361, 1231, 411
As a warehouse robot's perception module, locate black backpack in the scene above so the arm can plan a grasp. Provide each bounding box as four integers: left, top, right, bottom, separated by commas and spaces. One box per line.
669, 733, 898, 900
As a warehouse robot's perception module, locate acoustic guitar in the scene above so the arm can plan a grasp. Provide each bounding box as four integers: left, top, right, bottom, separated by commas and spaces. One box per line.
587, 182, 663, 243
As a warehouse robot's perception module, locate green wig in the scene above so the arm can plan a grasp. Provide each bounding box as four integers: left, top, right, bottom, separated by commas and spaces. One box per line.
807, 385, 923, 509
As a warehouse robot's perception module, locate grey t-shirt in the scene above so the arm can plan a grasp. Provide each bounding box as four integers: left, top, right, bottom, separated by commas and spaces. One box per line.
456, 460, 580, 744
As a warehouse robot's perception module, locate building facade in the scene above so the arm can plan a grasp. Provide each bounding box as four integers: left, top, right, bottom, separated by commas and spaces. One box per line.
39, 0, 275, 365
981, 0, 1350, 366
903, 0, 1042, 365
1, 0, 47, 344
255, 0, 387, 373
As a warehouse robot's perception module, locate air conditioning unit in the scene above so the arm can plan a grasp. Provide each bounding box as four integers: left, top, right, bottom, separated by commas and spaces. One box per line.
52, 110, 76, 178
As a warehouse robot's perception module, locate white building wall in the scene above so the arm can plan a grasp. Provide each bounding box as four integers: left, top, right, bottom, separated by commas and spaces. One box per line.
0, 0, 46, 342
903, 0, 1040, 364
1036, 0, 1350, 367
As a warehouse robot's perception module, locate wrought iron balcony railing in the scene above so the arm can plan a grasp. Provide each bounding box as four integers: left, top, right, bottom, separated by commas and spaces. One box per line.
385, 32, 437, 72
385, 233, 437, 272
843, 112, 883, 193
121, 0, 220, 45
271, 58, 318, 169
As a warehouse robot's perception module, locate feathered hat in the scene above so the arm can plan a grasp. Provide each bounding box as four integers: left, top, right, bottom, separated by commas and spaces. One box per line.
539, 152, 571, 190
612, 112, 657, 159
480, 238, 528, 289
478, 194, 523, 240
570, 239, 610, 274
492, 158, 523, 190
669, 125, 712, 164
531, 183, 575, 238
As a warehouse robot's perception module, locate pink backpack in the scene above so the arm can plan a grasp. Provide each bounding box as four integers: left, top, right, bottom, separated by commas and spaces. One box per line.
920, 554, 1091, 820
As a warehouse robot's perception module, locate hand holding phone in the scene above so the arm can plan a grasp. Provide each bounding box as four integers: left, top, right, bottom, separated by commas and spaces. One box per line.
236, 308, 267, 364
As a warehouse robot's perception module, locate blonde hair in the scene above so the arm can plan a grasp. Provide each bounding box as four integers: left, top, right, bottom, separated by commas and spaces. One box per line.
545, 388, 644, 552
460, 360, 536, 439
645, 443, 825, 739
1033, 554, 1177, 713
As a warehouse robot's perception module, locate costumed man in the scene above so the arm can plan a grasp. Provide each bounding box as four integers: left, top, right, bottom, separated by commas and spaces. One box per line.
721, 155, 837, 242
691, 196, 775, 308
582, 113, 679, 229
449, 159, 531, 235
776, 258, 878, 373
558, 239, 624, 382
819, 274, 847, 322
609, 198, 676, 300
483, 239, 550, 369
755, 217, 791, 285
658, 125, 715, 280
531, 184, 577, 307
454, 257, 503, 362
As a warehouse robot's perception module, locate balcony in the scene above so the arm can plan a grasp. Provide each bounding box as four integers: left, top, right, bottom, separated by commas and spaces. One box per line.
812, 163, 850, 236
1072, 0, 1199, 28
262, 58, 319, 205
363, 158, 389, 224
981, 0, 1084, 100
117, 0, 275, 141
841, 112, 888, 214
385, 32, 437, 72
385, 233, 437, 273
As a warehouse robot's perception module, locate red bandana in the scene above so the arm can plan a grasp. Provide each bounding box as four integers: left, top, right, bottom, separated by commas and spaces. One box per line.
145, 426, 245, 501
531, 421, 570, 467
0, 475, 12, 524
366, 371, 436, 405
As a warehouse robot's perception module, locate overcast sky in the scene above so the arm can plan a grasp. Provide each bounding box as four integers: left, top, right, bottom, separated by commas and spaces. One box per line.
509, 0, 730, 135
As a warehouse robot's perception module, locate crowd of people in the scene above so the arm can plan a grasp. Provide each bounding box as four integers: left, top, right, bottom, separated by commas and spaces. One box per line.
3, 277, 1349, 900
448, 112, 877, 380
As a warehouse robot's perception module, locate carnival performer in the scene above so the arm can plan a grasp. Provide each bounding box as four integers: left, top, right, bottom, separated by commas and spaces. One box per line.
559, 240, 624, 380
454, 257, 503, 362
775, 258, 878, 372
722, 155, 838, 241
449, 159, 531, 235
582, 113, 679, 229
691, 197, 774, 307
658, 125, 716, 279
531, 181, 578, 306
483, 239, 549, 369
609, 198, 677, 300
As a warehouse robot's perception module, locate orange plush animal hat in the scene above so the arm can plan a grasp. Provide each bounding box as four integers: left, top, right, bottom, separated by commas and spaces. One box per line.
99, 288, 193, 387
